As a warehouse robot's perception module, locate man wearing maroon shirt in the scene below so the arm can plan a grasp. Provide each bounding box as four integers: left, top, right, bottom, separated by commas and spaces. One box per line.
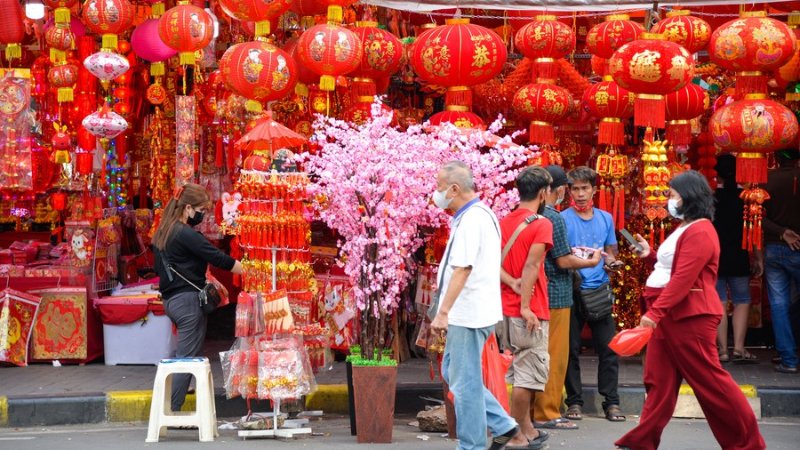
498, 167, 554, 448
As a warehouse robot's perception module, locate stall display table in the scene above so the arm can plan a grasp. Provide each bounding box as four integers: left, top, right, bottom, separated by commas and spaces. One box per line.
95, 294, 176, 365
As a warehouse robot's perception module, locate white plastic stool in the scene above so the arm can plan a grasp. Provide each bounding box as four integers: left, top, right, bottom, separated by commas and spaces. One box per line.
146, 357, 218, 443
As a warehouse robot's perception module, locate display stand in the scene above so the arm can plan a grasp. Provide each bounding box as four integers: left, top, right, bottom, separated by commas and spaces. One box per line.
237, 400, 313, 440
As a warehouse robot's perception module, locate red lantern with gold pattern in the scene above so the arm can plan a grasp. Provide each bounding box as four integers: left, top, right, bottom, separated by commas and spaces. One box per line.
652, 10, 711, 54
45, 24, 74, 63
48, 63, 78, 102
514, 15, 575, 79
709, 11, 798, 95
158, 2, 214, 66
295, 23, 362, 91
217, 0, 292, 38
220, 40, 297, 113
512, 82, 573, 145
608, 33, 694, 128
429, 108, 485, 129
351, 21, 403, 97
582, 76, 634, 146
664, 83, 707, 146
710, 94, 798, 184
411, 18, 507, 108
586, 14, 644, 59
81, 0, 134, 50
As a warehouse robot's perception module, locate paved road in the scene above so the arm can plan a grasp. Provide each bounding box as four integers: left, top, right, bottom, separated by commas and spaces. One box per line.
0, 415, 797, 449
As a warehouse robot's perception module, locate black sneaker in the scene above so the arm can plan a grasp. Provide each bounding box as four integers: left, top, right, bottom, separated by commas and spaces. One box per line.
489, 425, 519, 450
774, 363, 798, 374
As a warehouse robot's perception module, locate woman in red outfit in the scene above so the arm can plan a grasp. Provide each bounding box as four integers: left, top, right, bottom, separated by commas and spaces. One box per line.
615, 171, 764, 450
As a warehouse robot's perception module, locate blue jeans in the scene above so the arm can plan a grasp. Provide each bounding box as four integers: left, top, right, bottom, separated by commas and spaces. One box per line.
765, 244, 800, 368
716, 276, 752, 305
442, 325, 517, 450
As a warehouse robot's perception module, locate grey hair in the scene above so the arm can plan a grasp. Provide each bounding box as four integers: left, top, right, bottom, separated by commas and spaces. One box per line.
441, 160, 475, 192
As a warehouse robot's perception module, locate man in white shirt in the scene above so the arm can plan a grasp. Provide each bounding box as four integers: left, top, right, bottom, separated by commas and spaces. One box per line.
430, 161, 533, 450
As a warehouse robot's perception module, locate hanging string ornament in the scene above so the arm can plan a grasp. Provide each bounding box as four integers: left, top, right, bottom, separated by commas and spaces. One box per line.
514, 15, 575, 80
641, 136, 671, 246
595, 146, 628, 230
582, 76, 634, 146
709, 11, 798, 95
81, 0, 134, 52
159, 2, 214, 66
740, 188, 770, 251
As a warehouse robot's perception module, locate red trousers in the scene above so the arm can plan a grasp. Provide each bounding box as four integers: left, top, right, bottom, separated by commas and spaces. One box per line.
616, 313, 765, 450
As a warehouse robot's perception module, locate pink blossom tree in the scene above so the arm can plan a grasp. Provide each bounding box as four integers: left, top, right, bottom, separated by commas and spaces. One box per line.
300, 102, 534, 360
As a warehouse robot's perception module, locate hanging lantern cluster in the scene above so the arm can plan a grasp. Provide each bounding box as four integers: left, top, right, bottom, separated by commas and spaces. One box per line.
582, 76, 634, 146
652, 9, 712, 54
664, 82, 708, 146
709, 11, 798, 95
514, 15, 575, 79
159, 2, 215, 66
608, 33, 695, 129
219, 40, 298, 113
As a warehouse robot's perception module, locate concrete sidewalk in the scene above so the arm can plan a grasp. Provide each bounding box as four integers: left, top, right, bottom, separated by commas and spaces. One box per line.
1, 342, 798, 427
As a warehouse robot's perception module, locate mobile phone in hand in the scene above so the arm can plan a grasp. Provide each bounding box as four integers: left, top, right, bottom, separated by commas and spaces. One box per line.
619, 229, 644, 252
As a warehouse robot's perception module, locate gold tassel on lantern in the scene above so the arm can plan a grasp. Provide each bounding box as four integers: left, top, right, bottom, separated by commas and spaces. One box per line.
102, 34, 118, 52
152, 2, 165, 17
54, 7, 71, 24
57, 87, 74, 103
327, 5, 344, 24
5, 44, 21, 60
319, 74, 336, 91
150, 62, 165, 77
255, 20, 271, 38
245, 100, 263, 113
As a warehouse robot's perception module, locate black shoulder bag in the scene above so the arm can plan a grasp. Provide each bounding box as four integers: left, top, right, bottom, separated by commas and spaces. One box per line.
159, 249, 220, 314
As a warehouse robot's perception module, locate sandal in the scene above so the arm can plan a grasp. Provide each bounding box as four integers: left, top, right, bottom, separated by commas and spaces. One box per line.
605, 405, 626, 422
529, 430, 549, 446
719, 351, 730, 363
565, 404, 583, 421
534, 417, 579, 430
732, 350, 758, 364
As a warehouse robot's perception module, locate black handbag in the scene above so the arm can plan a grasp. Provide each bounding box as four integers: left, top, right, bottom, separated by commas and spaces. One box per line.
159, 250, 220, 314
577, 282, 613, 322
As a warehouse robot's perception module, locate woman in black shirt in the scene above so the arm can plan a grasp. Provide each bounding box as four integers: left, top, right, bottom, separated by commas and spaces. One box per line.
153, 183, 243, 411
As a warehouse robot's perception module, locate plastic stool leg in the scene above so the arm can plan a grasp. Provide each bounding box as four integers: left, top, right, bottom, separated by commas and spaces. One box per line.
146, 369, 167, 443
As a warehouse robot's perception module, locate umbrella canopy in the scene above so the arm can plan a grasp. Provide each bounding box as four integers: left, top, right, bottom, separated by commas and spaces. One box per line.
236, 111, 307, 155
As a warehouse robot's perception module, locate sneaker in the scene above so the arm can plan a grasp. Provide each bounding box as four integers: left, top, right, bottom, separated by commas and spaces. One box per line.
774, 363, 798, 374
488, 425, 519, 450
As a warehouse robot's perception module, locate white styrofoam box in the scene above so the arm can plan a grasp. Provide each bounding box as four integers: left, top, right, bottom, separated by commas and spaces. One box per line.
103, 312, 177, 365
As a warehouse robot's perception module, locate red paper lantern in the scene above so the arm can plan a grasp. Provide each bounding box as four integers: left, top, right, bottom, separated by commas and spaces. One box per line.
0, 0, 25, 62
45, 25, 74, 52
514, 15, 575, 79
411, 18, 507, 108
158, 2, 214, 66
47, 63, 79, 102
709, 93, 798, 184
75, 151, 94, 175
586, 14, 644, 59
709, 11, 798, 95
295, 23, 362, 91
284, 37, 320, 86
652, 10, 711, 54
512, 82, 573, 145
591, 55, 608, 76
81, 0, 134, 50
428, 108, 485, 129
219, 40, 297, 112
351, 21, 403, 97
217, 0, 292, 37
582, 77, 634, 146
664, 83, 707, 146
608, 33, 694, 128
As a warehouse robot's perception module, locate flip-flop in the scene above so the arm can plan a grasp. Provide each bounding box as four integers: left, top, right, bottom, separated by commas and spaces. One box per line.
565, 404, 583, 421
605, 405, 626, 422
732, 351, 758, 364
529, 430, 550, 445
534, 418, 579, 430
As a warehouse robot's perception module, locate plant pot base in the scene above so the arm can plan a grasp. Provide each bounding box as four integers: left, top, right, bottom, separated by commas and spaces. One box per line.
352, 365, 398, 443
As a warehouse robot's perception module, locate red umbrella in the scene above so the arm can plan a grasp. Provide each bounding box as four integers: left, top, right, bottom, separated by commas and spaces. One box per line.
236, 111, 307, 156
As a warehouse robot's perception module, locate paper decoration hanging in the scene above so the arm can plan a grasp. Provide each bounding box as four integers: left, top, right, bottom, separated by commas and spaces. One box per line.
82, 107, 128, 139
175, 95, 196, 186
0, 69, 33, 191
0, 288, 41, 367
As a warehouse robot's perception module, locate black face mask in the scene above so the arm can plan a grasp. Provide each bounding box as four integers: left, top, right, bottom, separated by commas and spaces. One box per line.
187, 210, 204, 227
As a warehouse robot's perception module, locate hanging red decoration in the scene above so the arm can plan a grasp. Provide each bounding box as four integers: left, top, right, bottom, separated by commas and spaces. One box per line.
709, 11, 797, 95
158, 2, 214, 66
315, 0, 358, 24
343, 99, 396, 126
608, 33, 694, 129
47, 63, 79, 102
428, 109, 485, 129
51, 123, 72, 164
0, 0, 25, 62
217, 0, 292, 38
581, 76, 634, 146
586, 14, 644, 59
81, 0, 134, 51
350, 21, 403, 98
652, 9, 711, 54
83, 50, 130, 90
219, 40, 297, 113
51, 192, 68, 211
512, 82, 573, 145
664, 83, 707, 146
43, 0, 79, 24
45, 25, 75, 64
291, 0, 327, 17
591, 55, 608, 76
295, 23, 362, 91
709, 93, 798, 184
514, 15, 575, 79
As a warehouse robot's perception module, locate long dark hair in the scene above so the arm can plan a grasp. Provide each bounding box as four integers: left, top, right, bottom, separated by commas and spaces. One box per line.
669, 170, 715, 221
152, 183, 210, 250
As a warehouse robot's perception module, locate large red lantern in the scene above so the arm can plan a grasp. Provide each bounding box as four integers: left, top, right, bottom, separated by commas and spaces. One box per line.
709, 94, 798, 184
217, 0, 292, 37
351, 21, 403, 97
582, 77, 634, 146
220, 40, 297, 112
428, 108, 485, 130
47, 63, 78, 102
295, 23, 362, 91
652, 10, 711, 54
512, 82, 573, 145
586, 14, 644, 59
608, 33, 694, 128
709, 11, 798, 95
514, 15, 575, 79
284, 37, 319, 86
664, 83, 707, 146
158, 2, 214, 66
81, 0, 134, 50
45, 25, 75, 63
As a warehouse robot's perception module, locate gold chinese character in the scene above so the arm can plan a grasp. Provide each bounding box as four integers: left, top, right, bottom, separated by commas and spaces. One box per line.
629, 50, 662, 82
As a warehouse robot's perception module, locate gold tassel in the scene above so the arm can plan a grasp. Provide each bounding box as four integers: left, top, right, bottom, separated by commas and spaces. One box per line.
150, 62, 165, 77
319, 74, 336, 91
57, 87, 74, 103
50, 48, 66, 64
327, 5, 343, 24
179, 52, 196, 66
790, 11, 800, 27
152, 2, 165, 18
295, 82, 309, 97
245, 100, 263, 113
255, 20, 271, 38
54, 150, 71, 164
102, 34, 118, 51
54, 7, 71, 24
5, 44, 21, 61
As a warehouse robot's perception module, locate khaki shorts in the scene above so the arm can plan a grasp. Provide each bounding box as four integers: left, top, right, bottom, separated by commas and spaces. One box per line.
496, 316, 549, 391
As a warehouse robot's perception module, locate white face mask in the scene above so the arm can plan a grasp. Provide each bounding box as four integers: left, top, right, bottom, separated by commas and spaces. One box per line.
667, 198, 684, 219
432, 186, 453, 209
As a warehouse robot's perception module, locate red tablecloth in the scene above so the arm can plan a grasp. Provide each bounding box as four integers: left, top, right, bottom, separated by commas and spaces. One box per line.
94, 296, 165, 325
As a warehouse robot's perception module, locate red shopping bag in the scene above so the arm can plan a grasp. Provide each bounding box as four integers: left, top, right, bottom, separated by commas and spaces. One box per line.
609, 327, 654, 357
446, 332, 513, 413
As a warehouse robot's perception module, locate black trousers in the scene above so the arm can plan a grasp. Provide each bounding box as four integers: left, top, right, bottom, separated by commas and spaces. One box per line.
564, 304, 620, 411
164, 291, 207, 412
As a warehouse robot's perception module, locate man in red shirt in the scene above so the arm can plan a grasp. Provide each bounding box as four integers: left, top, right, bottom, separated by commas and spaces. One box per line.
498, 167, 553, 448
